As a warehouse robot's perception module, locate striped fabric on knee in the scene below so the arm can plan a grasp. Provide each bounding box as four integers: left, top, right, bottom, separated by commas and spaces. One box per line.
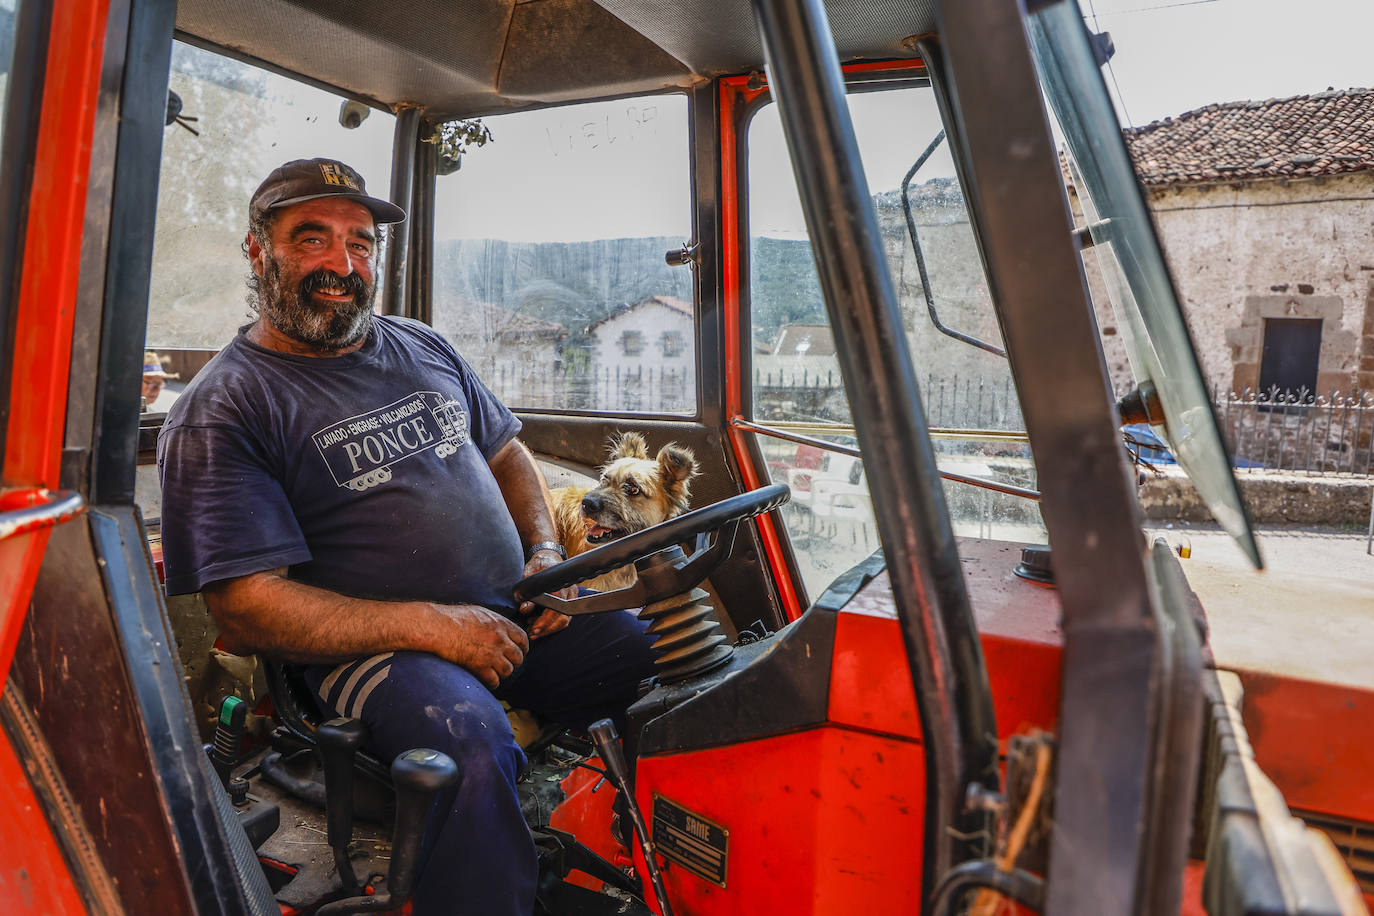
318, 652, 393, 719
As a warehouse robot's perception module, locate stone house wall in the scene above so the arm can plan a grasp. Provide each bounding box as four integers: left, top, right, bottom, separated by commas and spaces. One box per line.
1073, 172, 1374, 400
589, 302, 694, 376
1146, 173, 1374, 397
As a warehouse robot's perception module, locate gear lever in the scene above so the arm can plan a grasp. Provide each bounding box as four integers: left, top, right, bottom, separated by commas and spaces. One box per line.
589, 718, 674, 916
207, 695, 246, 788
315, 747, 460, 915
316, 718, 369, 894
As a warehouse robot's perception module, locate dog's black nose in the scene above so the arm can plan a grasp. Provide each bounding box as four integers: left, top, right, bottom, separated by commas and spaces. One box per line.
582, 494, 601, 515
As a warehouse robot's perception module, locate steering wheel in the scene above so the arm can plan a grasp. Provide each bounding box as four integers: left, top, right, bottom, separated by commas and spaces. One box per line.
513, 483, 790, 613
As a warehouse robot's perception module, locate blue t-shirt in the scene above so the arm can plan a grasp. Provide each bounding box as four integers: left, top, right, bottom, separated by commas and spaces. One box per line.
157, 317, 525, 612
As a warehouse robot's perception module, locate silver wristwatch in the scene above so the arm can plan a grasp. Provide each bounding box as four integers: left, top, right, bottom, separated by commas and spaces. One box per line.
525, 540, 567, 562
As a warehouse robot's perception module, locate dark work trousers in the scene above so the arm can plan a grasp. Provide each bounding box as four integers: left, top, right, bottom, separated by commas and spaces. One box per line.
302, 608, 659, 916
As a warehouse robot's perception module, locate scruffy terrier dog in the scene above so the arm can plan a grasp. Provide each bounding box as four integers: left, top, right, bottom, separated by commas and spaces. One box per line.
548, 432, 700, 592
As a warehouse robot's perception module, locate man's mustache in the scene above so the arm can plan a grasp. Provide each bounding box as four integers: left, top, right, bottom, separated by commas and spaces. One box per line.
299, 269, 368, 301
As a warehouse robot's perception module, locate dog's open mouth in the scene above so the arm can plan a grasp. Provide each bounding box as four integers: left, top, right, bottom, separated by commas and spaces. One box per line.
585, 524, 626, 544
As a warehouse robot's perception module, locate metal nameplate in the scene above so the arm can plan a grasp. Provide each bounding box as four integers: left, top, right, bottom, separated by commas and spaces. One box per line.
652, 795, 729, 887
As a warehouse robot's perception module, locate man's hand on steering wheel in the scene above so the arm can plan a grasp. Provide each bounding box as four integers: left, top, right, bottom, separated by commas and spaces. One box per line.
520, 548, 576, 639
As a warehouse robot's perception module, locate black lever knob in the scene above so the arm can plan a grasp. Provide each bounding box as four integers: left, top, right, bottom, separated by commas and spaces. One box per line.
317, 718, 369, 892
387, 748, 461, 901
588, 719, 674, 916
588, 719, 630, 785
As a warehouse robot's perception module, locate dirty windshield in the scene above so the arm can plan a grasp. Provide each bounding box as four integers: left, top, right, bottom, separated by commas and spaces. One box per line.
1028, 4, 1262, 568
749, 80, 1044, 599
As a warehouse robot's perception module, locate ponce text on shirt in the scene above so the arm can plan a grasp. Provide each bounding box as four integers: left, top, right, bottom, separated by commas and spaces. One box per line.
316, 396, 430, 448
312, 392, 470, 491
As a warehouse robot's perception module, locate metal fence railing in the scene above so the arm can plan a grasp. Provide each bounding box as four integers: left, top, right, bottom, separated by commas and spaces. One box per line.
1218, 387, 1374, 477
488, 362, 694, 414
753, 369, 1025, 431
485, 358, 1373, 478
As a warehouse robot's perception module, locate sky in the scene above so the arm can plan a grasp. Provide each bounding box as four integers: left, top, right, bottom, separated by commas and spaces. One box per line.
151, 1, 1374, 247
1080, 0, 1374, 128
439, 0, 1374, 242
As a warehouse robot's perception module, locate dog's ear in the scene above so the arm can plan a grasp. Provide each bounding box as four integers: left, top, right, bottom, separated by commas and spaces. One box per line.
607, 431, 649, 461
657, 443, 699, 511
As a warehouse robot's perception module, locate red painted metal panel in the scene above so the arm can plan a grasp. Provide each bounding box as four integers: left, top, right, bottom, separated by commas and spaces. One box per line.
0, 0, 111, 905
1235, 669, 1374, 824
5, 0, 107, 483
0, 726, 87, 912
827, 540, 1064, 746
718, 75, 804, 623
549, 755, 634, 891
0, 0, 109, 683
830, 606, 923, 739
1180, 858, 1207, 916
636, 727, 925, 914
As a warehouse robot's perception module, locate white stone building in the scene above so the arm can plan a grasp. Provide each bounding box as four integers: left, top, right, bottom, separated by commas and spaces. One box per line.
586, 295, 695, 411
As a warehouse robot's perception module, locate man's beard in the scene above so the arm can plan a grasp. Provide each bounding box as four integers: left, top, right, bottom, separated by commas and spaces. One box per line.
259, 260, 376, 350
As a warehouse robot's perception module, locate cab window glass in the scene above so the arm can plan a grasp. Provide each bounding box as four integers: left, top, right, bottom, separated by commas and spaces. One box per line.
748, 83, 1044, 599
432, 94, 694, 414
145, 41, 395, 391
138, 42, 394, 519
0, 0, 16, 142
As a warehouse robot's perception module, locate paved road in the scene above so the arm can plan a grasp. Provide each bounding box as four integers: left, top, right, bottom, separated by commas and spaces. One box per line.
1145, 520, 1374, 581
1146, 521, 1373, 688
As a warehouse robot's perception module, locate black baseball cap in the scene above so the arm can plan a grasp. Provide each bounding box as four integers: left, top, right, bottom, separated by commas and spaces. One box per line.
250, 158, 406, 224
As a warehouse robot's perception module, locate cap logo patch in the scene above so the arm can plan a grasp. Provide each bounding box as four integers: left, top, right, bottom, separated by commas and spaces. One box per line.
319, 162, 360, 190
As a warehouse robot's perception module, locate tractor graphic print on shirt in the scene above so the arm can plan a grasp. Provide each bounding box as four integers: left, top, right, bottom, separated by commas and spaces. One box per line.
311, 391, 470, 491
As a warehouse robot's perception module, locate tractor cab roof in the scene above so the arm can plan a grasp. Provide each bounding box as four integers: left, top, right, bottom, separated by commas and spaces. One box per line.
175, 0, 934, 117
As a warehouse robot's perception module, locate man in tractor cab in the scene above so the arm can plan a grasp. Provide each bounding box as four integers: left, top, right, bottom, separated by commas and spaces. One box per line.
156, 158, 660, 915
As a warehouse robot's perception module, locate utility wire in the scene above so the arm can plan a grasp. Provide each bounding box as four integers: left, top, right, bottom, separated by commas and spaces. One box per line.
1085, 0, 1136, 127
1108, 0, 1218, 15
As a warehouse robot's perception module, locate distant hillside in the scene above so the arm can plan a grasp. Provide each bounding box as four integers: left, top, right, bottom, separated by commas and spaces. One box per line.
434, 236, 692, 332
432, 177, 968, 348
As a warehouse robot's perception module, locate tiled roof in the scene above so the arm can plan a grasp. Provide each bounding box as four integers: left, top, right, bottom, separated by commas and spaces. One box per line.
1125, 88, 1374, 187
643, 295, 693, 316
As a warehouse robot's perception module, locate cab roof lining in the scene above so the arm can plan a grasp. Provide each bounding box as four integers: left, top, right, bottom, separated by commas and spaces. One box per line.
174, 0, 935, 119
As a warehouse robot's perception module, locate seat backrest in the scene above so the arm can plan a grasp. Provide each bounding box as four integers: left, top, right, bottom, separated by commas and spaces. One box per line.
259, 657, 325, 742
259, 658, 395, 785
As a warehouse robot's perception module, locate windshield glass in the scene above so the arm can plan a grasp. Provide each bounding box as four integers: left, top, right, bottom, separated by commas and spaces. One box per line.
747, 81, 1045, 600
432, 95, 694, 415
1027, 4, 1261, 567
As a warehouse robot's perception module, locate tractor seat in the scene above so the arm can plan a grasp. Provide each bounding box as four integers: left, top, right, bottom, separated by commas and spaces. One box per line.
260, 657, 394, 784
261, 657, 558, 774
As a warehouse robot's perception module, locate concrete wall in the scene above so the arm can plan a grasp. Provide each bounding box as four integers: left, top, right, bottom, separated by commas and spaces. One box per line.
1140, 468, 1373, 527
1072, 172, 1374, 401
873, 189, 1018, 418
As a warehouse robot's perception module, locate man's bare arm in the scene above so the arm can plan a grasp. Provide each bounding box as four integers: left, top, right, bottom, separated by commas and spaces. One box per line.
488, 438, 575, 638
489, 438, 559, 550
203, 568, 528, 688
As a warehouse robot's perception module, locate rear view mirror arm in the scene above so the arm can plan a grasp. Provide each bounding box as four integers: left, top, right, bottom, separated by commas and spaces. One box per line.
901, 130, 1007, 358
